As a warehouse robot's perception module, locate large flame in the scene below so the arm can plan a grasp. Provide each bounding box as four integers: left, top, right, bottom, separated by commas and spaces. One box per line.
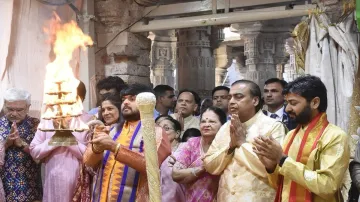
42, 13, 93, 121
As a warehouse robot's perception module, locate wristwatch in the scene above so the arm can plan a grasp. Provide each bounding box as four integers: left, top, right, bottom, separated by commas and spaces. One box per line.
279, 155, 288, 167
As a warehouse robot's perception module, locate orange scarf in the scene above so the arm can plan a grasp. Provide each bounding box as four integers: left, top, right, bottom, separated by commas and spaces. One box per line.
274, 113, 329, 202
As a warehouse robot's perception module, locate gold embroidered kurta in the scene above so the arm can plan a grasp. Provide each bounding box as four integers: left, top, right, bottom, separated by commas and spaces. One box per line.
203, 111, 286, 202
268, 120, 350, 202
83, 121, 171, 202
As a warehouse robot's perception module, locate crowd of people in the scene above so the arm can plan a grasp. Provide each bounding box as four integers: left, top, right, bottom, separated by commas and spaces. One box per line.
0, 75, 357, 202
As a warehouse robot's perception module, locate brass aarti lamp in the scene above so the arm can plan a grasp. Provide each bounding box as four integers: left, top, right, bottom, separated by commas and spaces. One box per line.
38, 81, 86, 146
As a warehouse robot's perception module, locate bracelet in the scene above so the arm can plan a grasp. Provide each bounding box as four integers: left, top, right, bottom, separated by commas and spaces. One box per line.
114, 143, 121, 157
92, 144, 103, 154
191, 168, 198, 177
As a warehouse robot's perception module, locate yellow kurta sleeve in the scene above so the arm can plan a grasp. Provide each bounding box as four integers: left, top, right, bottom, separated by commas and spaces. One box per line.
203, 122, 234, 175
268, 129, 295, 188
268, 165, 280, 189
278, 128, 350, 199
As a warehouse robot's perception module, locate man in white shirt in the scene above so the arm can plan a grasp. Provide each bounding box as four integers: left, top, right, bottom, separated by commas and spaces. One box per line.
263, 78, 297, 130
171, 90, 200, 137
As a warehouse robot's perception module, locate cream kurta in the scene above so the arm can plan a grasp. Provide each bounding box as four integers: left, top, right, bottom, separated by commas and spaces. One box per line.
268, 123, 350, 202
204, 111, 286, 202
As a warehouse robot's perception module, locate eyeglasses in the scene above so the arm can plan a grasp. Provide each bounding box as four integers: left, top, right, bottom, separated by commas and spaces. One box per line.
162, 126, 175, 131
156, 123, 175, 132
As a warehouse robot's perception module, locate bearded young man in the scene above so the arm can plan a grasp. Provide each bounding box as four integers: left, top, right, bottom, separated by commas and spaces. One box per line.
253, 76, 349, 202
83, 84, 171, 202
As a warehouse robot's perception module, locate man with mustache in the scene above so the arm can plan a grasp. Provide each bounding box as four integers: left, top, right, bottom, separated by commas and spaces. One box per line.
0, 88, 42, 202
253, 76, 349, 202
203, 80, 286, 202
212, 86, 230, 117
83, 84, 171, 202
263, 78, 297, 131
171, 90, 200, 137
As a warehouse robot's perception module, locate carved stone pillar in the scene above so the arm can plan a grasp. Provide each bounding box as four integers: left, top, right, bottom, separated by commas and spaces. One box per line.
232, 21, 293, 88
242, 31, 277, 88
148, 30, 177, 88
177, 27, 215, 97
95, 0, 151, 85
276, 64, 284, 79
214, 44, 232, 86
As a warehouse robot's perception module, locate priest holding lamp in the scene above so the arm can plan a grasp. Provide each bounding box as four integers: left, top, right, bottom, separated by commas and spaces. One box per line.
253, 76, 349, 202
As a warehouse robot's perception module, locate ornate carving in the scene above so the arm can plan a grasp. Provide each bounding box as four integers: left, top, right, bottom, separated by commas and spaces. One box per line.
149, 30, 177, 87
156, 47, 170, 61
262, 37, 275, 53
177, 41, 211, 48
177, 27, 214, 92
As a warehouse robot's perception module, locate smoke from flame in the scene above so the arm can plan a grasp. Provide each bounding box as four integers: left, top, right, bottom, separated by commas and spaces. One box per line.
42, 13, 93, 120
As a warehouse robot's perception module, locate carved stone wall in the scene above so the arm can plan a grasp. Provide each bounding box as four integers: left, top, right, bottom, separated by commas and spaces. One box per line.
177, 27, 215, 97
149, 30, 177, 88
95, 0, 151, 85
232, 20, 293, 88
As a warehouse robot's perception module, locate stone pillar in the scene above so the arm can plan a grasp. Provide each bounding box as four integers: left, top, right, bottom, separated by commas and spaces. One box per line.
148, 30, 177, 88
95, 0, 151, 85
214, 44, 232, 86
241, 31, 277, 88
274, 34, 288, 80
177, 27, 215, 97
233, 21, 291, 88
276, 64, 284, 79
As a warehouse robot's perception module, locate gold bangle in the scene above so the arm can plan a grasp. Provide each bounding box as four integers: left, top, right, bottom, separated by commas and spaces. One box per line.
92, 144, 103, 154
114, 143, 121, 157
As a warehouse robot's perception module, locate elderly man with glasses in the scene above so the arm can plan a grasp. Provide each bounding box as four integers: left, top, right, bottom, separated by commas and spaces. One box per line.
0, 88, 42, 202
